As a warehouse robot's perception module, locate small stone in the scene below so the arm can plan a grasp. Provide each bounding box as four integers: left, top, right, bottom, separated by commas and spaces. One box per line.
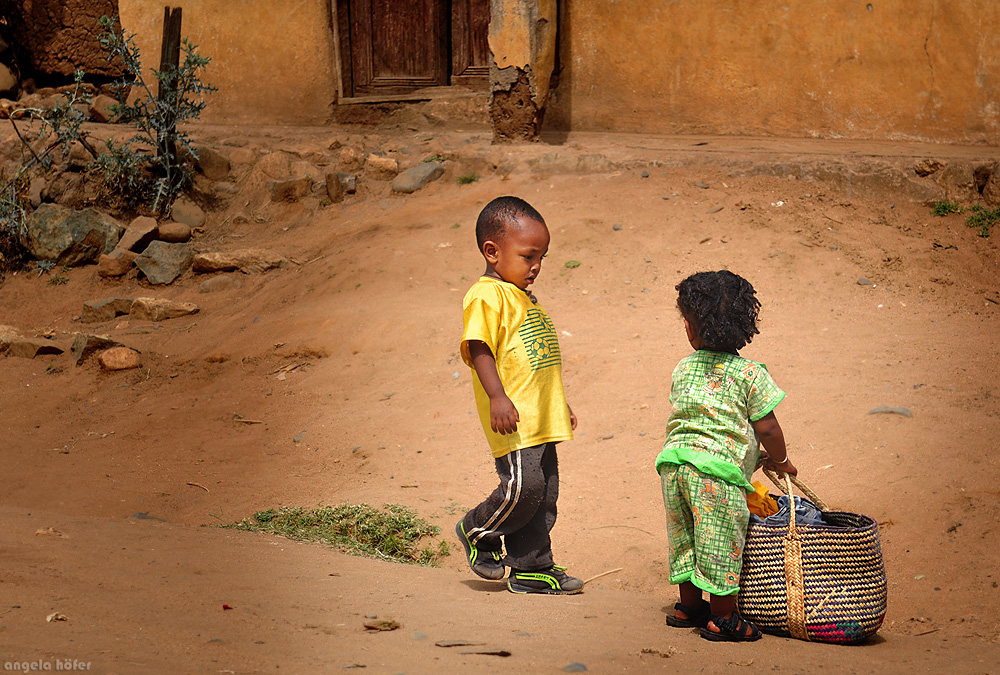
157, 222, 192, 243
118, 216, 159, 252
410, 631, 428, 640
612, 223, 622, 231
363, 618, 400, 631
97, 249, 138, 278
25, 204, 123, 266
89, 94, 119, 123
134, 241, 193, 285
28, 177, 45, 208
4, 337, 64, 359
195, 146, 231, 181
563, 664, 588, 672
914, 158, 944, 177
98, 346, 141, 371
325, 172, 344, 203
170, 199, 206, 228
270, 176, 312, 202
694, 182, 709, 189
392, 163, 445, 193
293, 431, 306, 443
81, 296, 134, 323
661, 195, 670, 200
130, 297, 199, 322
707, 205, 724, 214
365, 154, 399, 180
857, 278, 873, 286
192, 249, 287, 275
601, 434, 614, 440
640, 170, 649, 178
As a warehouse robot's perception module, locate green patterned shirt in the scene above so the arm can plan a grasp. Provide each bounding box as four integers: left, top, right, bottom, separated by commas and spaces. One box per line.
655, 351, 784, 493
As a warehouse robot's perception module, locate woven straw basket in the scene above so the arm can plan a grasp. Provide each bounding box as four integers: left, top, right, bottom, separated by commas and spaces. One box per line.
737, 469, 887, 644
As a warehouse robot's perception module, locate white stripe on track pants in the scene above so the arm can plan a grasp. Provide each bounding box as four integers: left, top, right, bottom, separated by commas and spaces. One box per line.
460, 442, 559, 572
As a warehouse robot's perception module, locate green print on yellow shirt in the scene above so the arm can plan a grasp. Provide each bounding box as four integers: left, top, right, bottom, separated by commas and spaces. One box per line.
519, 307, 561, 371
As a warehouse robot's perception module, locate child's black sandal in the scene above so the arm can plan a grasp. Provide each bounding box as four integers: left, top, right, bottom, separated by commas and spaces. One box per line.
699, 612, 762, 642
666, 600, 710, 628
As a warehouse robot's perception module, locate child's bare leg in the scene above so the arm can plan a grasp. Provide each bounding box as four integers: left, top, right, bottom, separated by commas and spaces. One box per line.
706, 594, 756, 637
676, 581, 703, 620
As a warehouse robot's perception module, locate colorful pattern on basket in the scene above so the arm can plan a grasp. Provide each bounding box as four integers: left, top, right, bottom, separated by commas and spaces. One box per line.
737, 510, 887, 644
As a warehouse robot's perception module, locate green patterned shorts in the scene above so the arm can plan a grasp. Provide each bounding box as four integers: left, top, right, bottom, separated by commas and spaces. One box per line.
660, 462, 750, 596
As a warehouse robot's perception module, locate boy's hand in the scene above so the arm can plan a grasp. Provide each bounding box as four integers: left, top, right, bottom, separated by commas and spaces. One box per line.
490, 394, 520, 435
568, 404, 577, 430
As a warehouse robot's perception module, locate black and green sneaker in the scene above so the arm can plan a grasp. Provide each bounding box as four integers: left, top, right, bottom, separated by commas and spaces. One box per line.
507, 565, 584, 595
455, 520, 506, 580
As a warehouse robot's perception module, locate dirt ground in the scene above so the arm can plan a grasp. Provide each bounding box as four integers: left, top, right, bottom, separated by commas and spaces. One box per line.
2, 119, 1000, 674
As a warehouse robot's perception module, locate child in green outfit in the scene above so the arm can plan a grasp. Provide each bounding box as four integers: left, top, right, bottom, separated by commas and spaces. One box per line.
657, 270, 797, 642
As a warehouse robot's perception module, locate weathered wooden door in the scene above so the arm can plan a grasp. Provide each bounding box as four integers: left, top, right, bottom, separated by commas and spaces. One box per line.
451, 0, 490, 86
337, 0, 489, 99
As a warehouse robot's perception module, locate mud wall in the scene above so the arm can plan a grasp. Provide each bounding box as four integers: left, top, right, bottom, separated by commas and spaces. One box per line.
548, 0, 1000, 145
488, 0, 557, 141
1, 0, 121, 82
118, 0, 337, 125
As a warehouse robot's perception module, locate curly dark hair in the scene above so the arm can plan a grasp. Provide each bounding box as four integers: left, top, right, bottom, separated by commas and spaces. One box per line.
676, 270, 761, 353
475, 196, 545, 250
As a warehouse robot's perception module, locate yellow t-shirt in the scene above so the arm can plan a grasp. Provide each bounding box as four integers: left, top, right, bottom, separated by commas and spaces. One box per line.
461, 276, 573, 457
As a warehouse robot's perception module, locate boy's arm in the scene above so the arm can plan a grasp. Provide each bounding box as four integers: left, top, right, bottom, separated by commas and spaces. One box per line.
752, 411, 797, 476
467, 340, 519, 435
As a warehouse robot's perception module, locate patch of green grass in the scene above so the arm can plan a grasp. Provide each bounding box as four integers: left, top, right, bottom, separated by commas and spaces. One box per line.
47, 274, 68, 286
564, 259, 582, 269
423, 154, 448, 163
966, 205, 1000, 238
457, 172, 479, 185
225, 504, 448, 566
931, 201, 961, 216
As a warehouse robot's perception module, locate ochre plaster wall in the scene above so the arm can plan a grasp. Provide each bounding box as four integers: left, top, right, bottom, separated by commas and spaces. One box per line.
489, 0, 556, 105
548, 0, 1000, 145
118, 0, 337, 125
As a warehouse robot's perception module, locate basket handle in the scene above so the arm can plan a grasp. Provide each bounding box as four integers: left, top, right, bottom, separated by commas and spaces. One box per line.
762, 467, 830, 512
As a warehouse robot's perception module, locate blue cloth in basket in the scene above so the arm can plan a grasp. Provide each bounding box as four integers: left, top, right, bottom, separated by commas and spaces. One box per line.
749, 495, 825, 526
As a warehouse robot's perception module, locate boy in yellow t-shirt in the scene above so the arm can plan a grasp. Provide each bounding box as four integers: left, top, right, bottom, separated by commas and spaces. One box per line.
455, 196, 582, 595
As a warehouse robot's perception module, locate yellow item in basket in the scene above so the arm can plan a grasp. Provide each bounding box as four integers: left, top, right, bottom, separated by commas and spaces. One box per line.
746, 481, 779, 518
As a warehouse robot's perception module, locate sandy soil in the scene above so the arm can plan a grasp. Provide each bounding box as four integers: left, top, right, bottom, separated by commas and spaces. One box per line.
2, 122, 999, 674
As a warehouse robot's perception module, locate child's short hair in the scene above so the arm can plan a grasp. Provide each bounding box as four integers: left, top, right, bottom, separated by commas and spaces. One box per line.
475, 196, 545, 250
676, 270, 761, 352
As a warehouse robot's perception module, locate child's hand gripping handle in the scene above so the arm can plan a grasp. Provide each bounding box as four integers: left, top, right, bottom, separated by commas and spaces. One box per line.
762, 467, 830, 512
